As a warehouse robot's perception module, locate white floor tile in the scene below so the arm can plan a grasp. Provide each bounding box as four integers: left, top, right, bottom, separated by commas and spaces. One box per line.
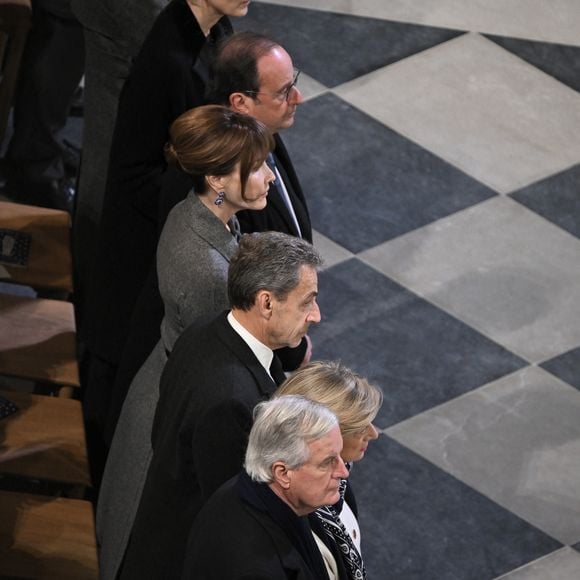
387, 367, 580, 545
494, 548, 580, 579
257, 0, 580, 46
360, 197, 580, 363
312, 229, 353, 270
334, 33, 580, 194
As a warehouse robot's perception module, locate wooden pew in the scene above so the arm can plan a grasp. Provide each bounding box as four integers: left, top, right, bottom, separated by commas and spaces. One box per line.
0, 490, 98, 579
0, 388, 90, 490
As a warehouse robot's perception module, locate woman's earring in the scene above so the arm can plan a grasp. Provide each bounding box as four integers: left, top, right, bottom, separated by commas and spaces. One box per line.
214, 191, 225, 206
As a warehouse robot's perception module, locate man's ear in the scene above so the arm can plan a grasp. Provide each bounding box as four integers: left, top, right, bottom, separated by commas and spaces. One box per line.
256, 290, 274, 320
229, 92, 252, 115
272, 461, 291, 489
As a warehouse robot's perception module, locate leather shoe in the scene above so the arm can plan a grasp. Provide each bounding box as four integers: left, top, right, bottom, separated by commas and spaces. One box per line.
3, 176, 75, 213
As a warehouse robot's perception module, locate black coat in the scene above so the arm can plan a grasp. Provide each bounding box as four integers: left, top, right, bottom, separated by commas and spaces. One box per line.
84, 0, 232, 361
120, 312, 283, 579
182, 472, 332, 580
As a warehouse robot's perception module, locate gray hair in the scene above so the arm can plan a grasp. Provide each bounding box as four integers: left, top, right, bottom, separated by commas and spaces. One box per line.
228, 232, 323, 311
245, 395, 338, 483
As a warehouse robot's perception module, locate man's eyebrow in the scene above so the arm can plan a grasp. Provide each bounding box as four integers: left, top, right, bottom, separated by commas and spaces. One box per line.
302, 291, 318, 302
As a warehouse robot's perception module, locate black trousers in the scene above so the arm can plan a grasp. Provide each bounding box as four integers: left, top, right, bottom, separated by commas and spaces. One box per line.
5, 0, 84, 182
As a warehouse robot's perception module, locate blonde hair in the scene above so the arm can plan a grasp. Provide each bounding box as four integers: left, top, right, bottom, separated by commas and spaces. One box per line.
274, 361, 382, 435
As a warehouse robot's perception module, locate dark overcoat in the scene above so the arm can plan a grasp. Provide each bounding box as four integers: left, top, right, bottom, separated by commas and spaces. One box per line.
84, 0, 232, 361
119, 311, 282, 579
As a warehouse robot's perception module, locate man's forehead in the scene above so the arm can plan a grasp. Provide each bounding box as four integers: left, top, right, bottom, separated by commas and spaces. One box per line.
257, 47, 293, 86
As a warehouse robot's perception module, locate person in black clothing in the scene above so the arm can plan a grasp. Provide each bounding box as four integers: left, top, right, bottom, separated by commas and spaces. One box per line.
3, 0, 84, 211
183, 395, 349, 580
118, 233, 322, 579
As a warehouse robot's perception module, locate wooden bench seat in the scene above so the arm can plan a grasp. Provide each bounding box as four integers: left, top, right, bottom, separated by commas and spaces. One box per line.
0, 489, 98, 579
0, 389, 90, 488
0, 201, 73, 293
0, 293, 79, 387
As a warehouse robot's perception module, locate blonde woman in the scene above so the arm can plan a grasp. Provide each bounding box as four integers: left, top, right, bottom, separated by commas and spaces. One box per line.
275, 361, 383, 580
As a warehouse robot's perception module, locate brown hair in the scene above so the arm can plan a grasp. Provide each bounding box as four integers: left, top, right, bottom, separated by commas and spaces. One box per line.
164, 104, 274, 196
274, 361, 383, 435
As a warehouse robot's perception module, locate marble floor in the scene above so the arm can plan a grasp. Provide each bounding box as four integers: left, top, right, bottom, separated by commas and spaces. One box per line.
238, 2, 580, 579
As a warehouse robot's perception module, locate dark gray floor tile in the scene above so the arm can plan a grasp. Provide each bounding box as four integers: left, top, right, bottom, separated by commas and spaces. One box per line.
283, 93, 497, 252
311, 259, 526, 427
510, 164, 580, 240
234, 3, 463, 87
350, 436, 562, 579
541, 346, 580, 391
487, 35, 580, 93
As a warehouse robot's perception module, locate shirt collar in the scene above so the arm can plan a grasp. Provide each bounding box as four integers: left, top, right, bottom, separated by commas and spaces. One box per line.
227, 311, 273, 377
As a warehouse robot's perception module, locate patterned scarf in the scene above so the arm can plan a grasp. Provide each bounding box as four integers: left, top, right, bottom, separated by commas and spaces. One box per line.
312, 476, 366, 580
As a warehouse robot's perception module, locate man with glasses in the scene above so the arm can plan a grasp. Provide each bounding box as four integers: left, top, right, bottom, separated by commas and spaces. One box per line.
208, 32, 311, 245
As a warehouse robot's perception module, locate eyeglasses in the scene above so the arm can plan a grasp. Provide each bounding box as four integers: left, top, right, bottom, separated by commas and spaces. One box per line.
244, 69, 301, 103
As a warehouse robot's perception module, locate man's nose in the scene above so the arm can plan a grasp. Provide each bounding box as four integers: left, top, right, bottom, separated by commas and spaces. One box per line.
334, 456, 349, 479
307, 300, 321, 323
289, 85, 303, 105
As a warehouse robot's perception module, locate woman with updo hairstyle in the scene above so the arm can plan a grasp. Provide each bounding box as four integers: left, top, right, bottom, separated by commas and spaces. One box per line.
274, 360, 383, 580
97, 104, 275, 579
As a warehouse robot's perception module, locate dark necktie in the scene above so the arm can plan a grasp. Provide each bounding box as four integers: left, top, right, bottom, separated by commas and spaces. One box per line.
269, 355, 286, 385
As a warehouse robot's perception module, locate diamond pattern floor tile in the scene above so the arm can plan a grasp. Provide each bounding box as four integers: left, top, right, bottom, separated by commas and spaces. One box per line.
311, 258, 525, 427
349, 436, 562, 580
360, 196, 580, 363
334, 33, 580, 194
494, 548, 580, 580
284, 92, 496, 252
256, 0, 580, 47
387, 366, 580, 544
510, 163, 580, 240
487, 35, 580, 93
237, 2, 462, 87
541, 347, 580, 391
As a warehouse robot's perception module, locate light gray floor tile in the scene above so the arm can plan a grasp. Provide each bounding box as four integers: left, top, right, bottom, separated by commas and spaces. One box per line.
334, 33, 580, 194
495, 548, 580, 580
257, 0, 580, 46
298, 72, 328, 102
360, 196, 580, 363
387, 366, 580, 545
312, 230, 353, 270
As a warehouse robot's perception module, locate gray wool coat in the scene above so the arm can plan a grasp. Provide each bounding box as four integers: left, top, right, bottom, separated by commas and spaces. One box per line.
96, 191, 238, 580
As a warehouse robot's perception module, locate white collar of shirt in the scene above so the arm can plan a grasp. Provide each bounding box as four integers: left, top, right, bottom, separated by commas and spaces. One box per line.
227, 311, 274, 378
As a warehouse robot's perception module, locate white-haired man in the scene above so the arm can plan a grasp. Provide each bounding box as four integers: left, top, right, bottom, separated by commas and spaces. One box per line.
183, 395, 350, 579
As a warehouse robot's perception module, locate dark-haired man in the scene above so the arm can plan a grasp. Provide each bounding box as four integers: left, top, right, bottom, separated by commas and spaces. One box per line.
111, 232, 321, 579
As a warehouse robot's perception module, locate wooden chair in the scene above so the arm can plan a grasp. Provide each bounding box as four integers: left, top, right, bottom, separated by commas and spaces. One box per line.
0, 489, 98, 579
0, 388, 90, 491
0, 1, 32, 142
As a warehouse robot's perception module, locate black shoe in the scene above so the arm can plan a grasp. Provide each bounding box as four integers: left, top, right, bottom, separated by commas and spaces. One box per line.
3, 176, 75, 213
